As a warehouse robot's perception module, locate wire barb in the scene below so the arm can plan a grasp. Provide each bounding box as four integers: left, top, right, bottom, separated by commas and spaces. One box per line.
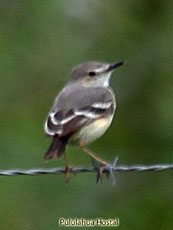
96, 156, 119, 185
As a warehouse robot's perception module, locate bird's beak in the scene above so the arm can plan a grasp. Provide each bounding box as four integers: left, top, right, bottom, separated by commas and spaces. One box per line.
107, 61, 124, 72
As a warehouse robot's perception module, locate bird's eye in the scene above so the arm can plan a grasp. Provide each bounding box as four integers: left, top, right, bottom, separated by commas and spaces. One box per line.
88, 71, 96, 77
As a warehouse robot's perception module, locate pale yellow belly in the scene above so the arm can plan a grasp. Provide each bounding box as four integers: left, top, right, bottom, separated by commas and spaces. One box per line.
70, 115, 114, 145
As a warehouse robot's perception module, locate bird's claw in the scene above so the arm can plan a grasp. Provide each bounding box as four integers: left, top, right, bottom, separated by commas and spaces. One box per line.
96, 156, 119, 185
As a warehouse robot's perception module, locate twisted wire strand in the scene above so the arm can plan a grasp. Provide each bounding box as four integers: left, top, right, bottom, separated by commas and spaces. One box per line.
0, 164, 173, 176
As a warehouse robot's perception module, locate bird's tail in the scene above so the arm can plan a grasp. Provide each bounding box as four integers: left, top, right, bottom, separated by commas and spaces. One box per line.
45, 136, 69, 161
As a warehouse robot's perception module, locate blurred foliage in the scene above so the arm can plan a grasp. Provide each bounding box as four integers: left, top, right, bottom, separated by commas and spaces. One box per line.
0, 0, 173, 229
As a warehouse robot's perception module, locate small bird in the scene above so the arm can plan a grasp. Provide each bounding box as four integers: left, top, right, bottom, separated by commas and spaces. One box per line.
44, 61, 123, 180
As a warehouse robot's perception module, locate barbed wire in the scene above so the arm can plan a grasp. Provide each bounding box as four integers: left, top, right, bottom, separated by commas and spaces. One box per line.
0, 156, 172, 185
0, 159, 172, 176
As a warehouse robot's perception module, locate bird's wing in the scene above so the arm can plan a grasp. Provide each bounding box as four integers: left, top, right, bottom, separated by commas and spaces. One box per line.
44, 86, 115, 137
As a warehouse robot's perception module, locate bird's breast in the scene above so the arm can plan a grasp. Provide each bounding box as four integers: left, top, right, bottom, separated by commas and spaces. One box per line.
70, 114, 114, 145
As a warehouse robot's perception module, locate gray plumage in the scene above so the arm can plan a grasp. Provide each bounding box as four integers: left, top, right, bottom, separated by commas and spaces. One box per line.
69, 61, 109, 81
44, 61, 123, 160
45, 86, 115, 137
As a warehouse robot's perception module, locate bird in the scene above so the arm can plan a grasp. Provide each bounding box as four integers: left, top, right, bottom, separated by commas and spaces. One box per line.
44, 61, 123, 181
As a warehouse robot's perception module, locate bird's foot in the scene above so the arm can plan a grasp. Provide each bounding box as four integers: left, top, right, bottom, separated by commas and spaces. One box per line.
96, 156, 119, 185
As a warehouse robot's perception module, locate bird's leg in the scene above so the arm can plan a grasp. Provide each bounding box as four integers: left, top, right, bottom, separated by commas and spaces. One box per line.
79, 141, 109, 183
79, 141, 108, 166
63, 152, 72, 184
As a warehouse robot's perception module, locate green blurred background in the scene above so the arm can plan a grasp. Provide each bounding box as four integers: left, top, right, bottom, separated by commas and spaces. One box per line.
0, 0, 173, 229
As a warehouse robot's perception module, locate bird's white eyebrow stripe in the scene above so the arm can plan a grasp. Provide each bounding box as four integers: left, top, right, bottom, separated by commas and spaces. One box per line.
92, 102, 112, 109
95, 65, 109, 73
